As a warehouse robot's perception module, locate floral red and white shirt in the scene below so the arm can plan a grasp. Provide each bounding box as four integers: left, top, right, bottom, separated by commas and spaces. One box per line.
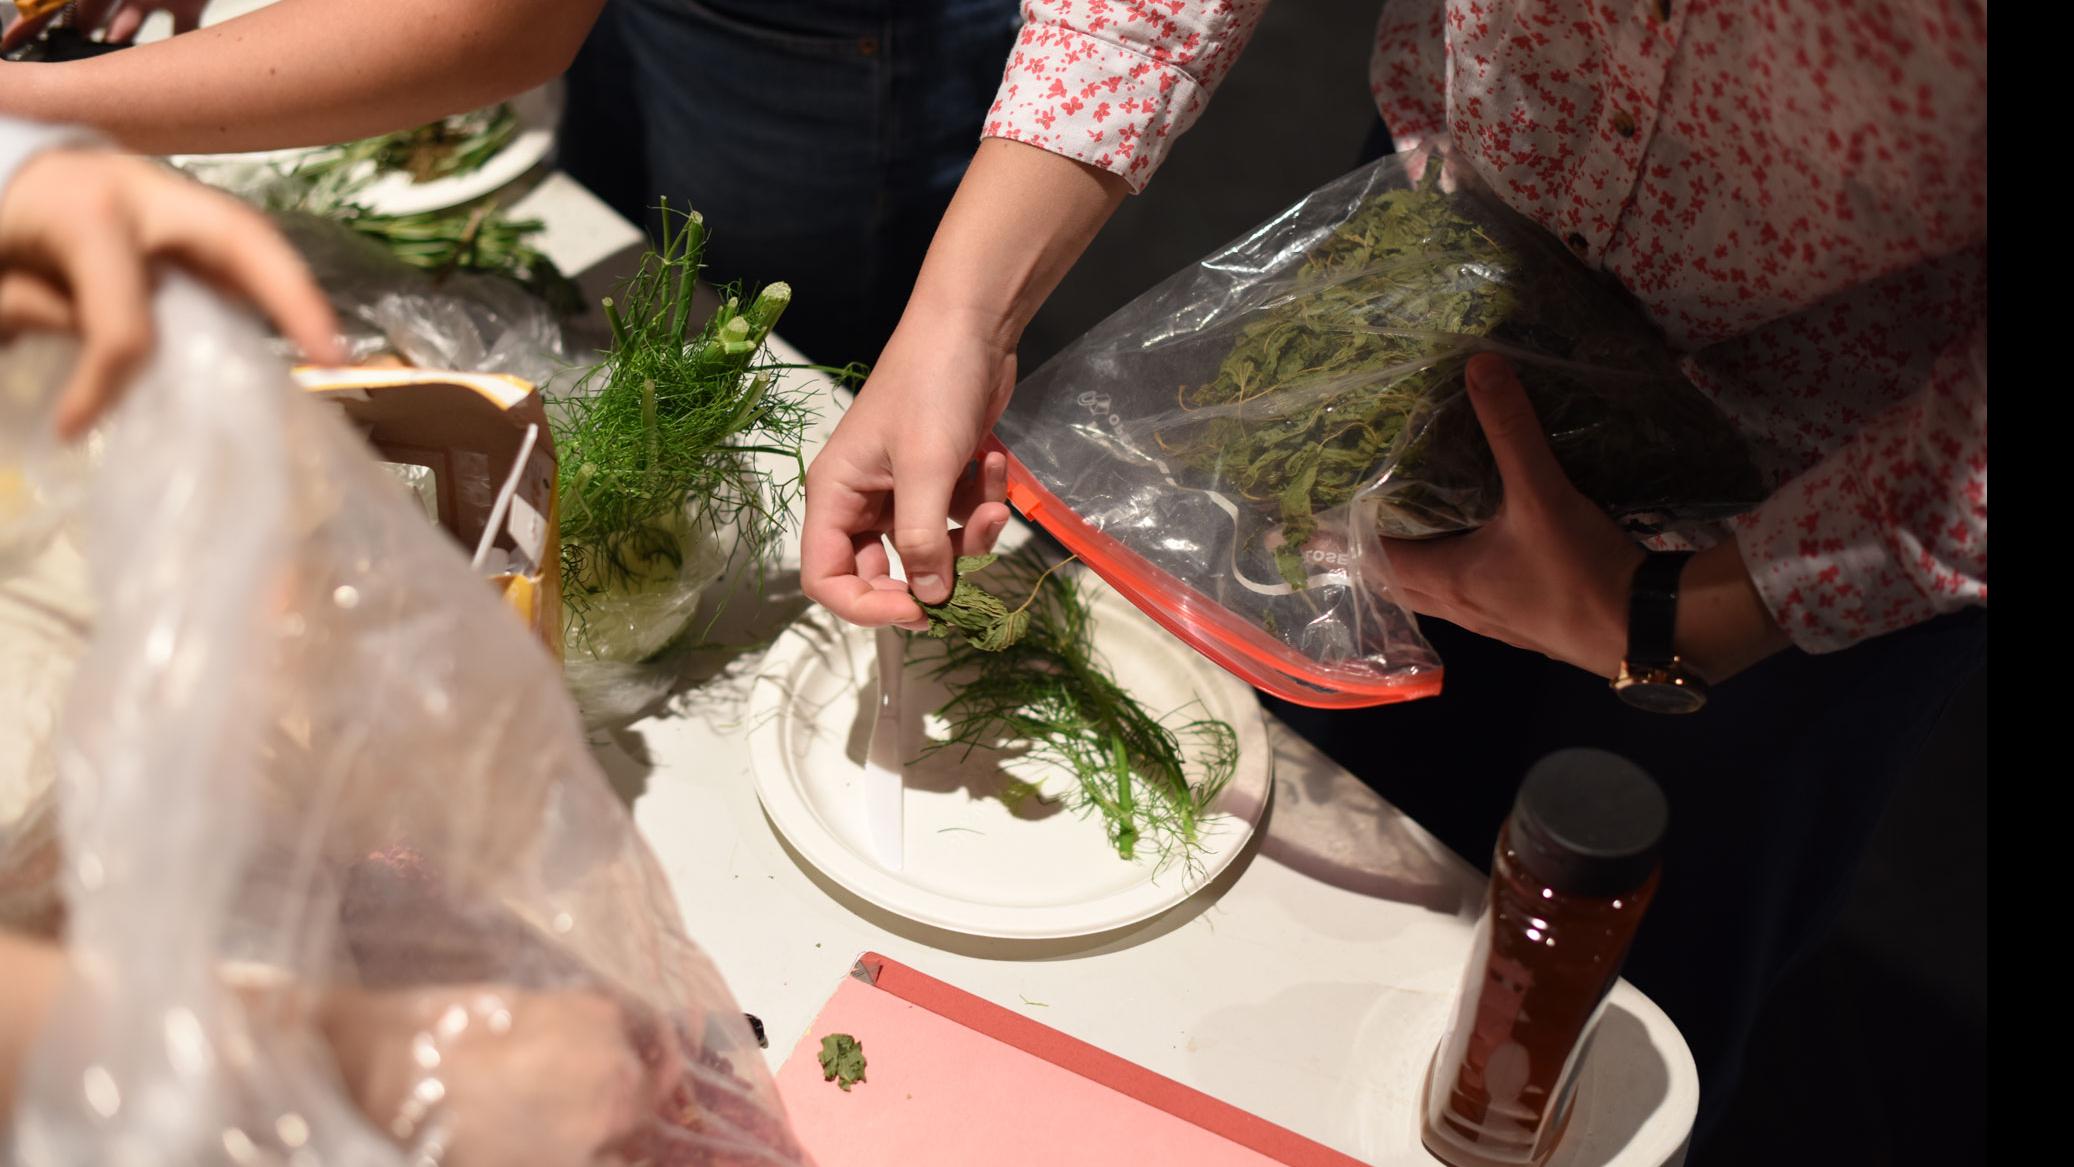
984, 0, 1988, 653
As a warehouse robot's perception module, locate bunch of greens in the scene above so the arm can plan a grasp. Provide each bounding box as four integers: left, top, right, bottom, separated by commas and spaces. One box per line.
914, 550, 1239, 866
280, 104, 517, 189
1152, 162, 1761, 588
256, 114, 575, 312
550, 201, 829, 661
371, 104, 521, 184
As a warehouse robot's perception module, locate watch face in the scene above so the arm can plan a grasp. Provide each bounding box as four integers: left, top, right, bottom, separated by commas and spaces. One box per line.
1618, 680, 1707, 715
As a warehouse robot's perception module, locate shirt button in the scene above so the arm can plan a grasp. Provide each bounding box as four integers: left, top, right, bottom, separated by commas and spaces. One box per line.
1654, 0, 1672, 19
1612, 110, 1637, 138
1566, 232, 1589, 253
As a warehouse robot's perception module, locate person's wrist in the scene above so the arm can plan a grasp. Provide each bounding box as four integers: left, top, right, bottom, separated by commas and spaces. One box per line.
1590, 543, 1648, 679
1671, 538, 1790, 683
892, 289, 1023, 358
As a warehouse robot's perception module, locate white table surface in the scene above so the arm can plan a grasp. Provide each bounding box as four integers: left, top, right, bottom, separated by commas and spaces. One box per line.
503, 168, 1700, 1167
113, 11, 1701, 1153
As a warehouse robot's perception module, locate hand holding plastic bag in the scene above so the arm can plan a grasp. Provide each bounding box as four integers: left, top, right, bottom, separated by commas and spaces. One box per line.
996, 144, 1762, 706
1, 276, 806, 1167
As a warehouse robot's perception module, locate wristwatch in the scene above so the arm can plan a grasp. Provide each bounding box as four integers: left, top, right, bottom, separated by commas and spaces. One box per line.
1611, 551, 1708, 714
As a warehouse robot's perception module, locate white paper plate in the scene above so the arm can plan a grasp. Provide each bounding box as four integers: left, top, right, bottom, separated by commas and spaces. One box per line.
168, 85, 559, 216
747, 577, 1272, 940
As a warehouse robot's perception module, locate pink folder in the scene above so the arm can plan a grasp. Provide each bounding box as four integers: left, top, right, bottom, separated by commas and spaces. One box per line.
775, 953, 1369, 1167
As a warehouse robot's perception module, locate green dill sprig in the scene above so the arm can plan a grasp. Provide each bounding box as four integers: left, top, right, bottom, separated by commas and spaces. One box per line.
913, 550, 1239, 867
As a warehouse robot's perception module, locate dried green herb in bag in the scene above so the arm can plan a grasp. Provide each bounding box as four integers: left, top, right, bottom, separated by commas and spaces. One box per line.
1152, 163, 1763, 588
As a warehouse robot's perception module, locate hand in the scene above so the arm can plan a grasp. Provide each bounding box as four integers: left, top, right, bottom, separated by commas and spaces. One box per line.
1380, 353, 1647, 679
801, 307, 1015, 629
0, 147, 342, 439
1378, 354, 1792, 682
319, 983, 676, 1166
2, 0, 208, 53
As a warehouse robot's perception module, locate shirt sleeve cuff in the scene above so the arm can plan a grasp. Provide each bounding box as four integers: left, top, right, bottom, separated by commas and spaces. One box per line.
981, 23, 1213, 194
1731, 388, 1988, 653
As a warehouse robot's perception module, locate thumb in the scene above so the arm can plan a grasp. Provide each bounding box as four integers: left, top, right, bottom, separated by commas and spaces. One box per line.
890, 454, 960, 605
1464, 353, 1569, 501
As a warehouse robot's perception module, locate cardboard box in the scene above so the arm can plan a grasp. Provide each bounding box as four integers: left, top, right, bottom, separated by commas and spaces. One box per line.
294, 367, 562, 657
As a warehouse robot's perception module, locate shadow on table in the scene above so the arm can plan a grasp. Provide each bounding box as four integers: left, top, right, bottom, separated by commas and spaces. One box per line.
1548, 1004, 1683, 1167
1210, 985, 1677, 1165
578, 567, 813, 787
832, 640, 1069, 823
763, 793, 1274, 962
1255, 723, 1480, 919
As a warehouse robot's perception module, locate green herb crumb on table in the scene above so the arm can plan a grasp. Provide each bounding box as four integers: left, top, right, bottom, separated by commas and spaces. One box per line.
818, 1034, 867, 1092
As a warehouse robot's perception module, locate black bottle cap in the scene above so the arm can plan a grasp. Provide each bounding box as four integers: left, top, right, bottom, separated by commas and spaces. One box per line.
1508, 749, 1668, 897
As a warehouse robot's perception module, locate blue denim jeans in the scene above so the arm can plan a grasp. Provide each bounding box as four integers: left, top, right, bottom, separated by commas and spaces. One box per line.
560, 0, 1020, 367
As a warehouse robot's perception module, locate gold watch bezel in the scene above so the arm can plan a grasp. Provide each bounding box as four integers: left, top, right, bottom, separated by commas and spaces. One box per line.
1612, 657, 1708, 714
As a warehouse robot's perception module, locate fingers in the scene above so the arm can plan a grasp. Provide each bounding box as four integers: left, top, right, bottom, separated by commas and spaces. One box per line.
1464, 353, 1569, 502
0, 9, 55, 51
1371, 528, 1488, 621
47, 216, 153, 441
853, 534, 893, 585
0, 270, 74, 336
73, 0, 120, 32
954, 501, 1011, 558
945, 447, 1009, 525
855, 533, 929, 631
142, 177, 344, 362
106, 2, 148, 43
888, 451, 962, 606
800, 461, 925, 627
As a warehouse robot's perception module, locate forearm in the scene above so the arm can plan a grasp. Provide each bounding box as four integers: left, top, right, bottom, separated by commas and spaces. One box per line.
902, 137, 1129, 350
0, 931, 67, 1119
0, 0, 601, 154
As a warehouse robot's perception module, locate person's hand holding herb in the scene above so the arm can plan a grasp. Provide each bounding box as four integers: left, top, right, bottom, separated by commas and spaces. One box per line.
1379, 354, 1790, 683
801, 139, 1125, 628
800, 310, 1016, 630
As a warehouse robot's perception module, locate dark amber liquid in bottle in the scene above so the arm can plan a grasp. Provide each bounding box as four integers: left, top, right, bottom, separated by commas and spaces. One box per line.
1421, 825, 1660, 1166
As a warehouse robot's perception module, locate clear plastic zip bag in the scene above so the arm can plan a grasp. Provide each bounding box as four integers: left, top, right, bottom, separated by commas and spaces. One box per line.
995, 145, 1761, 706
0, 277, 807, 1167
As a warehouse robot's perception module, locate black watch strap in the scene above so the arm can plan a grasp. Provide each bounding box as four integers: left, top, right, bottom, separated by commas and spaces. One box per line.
1627, 551, 1694, 669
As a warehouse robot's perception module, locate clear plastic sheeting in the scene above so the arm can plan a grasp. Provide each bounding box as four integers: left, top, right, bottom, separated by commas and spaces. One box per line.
0, 277, 807, 1167
273, 211, 572, 387
997, 144, 1761, 707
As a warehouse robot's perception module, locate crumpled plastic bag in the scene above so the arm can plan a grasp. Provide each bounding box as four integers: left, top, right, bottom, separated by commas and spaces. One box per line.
0, 277, 807, 1167
272, 210, 574, 387
996, 143, 1762, 706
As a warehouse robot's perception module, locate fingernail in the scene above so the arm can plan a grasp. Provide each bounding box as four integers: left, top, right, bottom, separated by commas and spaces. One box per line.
912, 573, 944, 600
986, 518, 1008, 541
